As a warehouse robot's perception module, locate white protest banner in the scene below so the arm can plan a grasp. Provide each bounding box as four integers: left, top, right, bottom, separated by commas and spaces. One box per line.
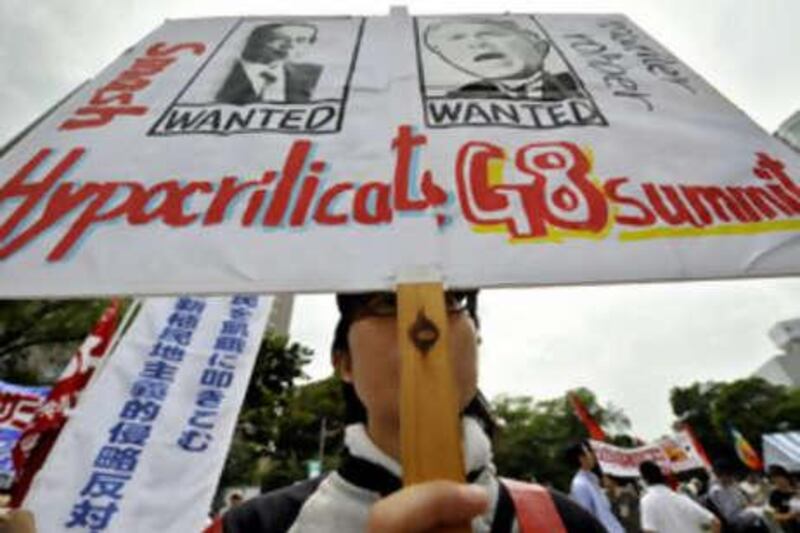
657, 431, 709, 473
590, 439, 669, 478
0, 382, 50, 489
0, 12, 798, 297
23, 295, 272, 533
591, 435, 709, 478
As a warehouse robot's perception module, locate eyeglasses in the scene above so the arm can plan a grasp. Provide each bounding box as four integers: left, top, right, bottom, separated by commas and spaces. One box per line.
347, 291, 472, 320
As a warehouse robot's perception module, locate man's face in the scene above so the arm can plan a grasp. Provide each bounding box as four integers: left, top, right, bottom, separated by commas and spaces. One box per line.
337, 302, 479, 438
257, 25, 315, 64
580, 448, 597, 470
428, 21, 547, 81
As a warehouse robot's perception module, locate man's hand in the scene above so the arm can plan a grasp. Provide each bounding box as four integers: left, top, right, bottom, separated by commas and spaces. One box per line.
367, 481, 489, 533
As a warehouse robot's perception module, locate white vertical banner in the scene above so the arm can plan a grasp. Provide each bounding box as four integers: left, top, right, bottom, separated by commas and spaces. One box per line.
24, 295, 272, 533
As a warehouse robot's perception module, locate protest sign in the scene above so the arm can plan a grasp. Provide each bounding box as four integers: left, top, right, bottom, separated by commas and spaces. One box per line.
0, 382, 50, 489
0, 12, 797, 297
590, 439, 669, 478
23, 296, 272, 533
591, 434, 709, 478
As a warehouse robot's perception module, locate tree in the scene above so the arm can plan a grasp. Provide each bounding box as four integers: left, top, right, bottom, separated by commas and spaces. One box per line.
261, 377, 346, 491
711, 378, 786, 451
670, 381, 732, 465
217, 332, 313, 493
670, 377, 800, 471
0, 299, 121, 384
491, 388, 631, 491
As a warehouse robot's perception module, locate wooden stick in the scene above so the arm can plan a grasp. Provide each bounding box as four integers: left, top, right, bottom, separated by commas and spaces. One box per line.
397, 282, 469, 532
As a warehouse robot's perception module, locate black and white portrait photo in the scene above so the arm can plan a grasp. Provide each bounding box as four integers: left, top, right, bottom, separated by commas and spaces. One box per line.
216, 22, 322, 105
150, 17, 364, 136
415, 15, 605, 129
423, 18, 580, 101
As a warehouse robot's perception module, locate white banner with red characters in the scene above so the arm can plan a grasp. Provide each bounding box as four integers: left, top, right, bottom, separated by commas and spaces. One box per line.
656, 430, 709, 473
0, 382, 50, 488
23, 295, 272, 533
590, 436, 709, 478
0, 13, 799, 297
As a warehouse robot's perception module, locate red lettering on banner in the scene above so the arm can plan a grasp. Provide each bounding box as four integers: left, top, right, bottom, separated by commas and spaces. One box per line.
392, 126, 447, 212
1, 126, 798, 262
456, 141, 608, 238
60, 41, 205, 131
603, 178, 656, 226
314, 183, 353, 225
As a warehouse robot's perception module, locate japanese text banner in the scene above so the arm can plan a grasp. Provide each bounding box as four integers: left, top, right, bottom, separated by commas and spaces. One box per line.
0, 13, 798, 296
23, 295, 272, 533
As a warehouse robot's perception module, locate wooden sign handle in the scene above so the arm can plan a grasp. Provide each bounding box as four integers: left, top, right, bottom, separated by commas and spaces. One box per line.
397, 283, 470, 533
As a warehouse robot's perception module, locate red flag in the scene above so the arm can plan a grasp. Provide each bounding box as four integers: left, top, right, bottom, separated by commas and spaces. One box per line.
681, 422, 712, 469
10, 300, 120, 506
568, 391, 606, 441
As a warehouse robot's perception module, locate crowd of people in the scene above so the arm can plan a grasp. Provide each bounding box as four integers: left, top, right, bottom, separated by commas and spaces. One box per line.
208, 289, 800, 533
564, 440, 799, 533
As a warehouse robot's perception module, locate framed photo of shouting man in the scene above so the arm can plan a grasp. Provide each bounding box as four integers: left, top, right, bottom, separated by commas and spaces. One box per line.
149, 17, 364, 136
414, 15, 607, 129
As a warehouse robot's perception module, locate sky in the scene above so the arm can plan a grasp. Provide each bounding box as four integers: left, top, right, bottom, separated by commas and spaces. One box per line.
1, 0, 799, 439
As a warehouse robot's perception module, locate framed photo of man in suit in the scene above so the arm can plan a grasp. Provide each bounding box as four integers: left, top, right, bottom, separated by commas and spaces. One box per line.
216, 22, 323, 105
150, 17, 364, 136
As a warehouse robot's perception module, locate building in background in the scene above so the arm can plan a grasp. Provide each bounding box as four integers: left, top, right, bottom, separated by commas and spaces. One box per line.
753, 318, 800, 387
775, 110, 800, 153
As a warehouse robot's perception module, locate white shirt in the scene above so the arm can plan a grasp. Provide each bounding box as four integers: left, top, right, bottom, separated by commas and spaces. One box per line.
496, 71, 545, 99
241, 59, 286, 102
640, 484, 716, 533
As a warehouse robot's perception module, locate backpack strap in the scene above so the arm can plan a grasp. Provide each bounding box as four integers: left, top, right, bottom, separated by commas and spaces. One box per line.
501, 478, 567, 533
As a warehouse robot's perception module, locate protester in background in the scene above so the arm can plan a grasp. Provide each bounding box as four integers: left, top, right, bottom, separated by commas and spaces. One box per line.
740, 472, 769, 507
708, 459, 769, 533
217, 291, 606, 532
638, 460, 720, 533
767, 465, 799, 532
605, 474, 643, 532
567, 441, 625, 532
224, 492, 244, 514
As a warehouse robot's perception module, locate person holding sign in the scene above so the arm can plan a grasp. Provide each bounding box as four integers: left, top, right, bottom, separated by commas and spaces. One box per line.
219, 291, 604, 532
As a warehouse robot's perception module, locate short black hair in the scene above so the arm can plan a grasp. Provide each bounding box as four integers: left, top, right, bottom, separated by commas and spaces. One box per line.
639, 460, 666, 485
713, 458, 736, 477
565, 441, 590, 469
768, 464, 792, 481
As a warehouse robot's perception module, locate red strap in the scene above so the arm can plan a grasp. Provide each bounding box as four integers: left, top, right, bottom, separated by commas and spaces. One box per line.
202, 516, 223, 533
502, 478, 567, 533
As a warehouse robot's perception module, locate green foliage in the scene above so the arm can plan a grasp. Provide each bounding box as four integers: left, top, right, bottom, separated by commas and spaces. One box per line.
670, 377, 800, 471
491, 388, 631, 491
218, 335, 350, 500
0, 299, 123, 384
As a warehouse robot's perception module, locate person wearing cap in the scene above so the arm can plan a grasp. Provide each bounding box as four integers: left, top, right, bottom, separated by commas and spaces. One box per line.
219, 291, 605, 532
